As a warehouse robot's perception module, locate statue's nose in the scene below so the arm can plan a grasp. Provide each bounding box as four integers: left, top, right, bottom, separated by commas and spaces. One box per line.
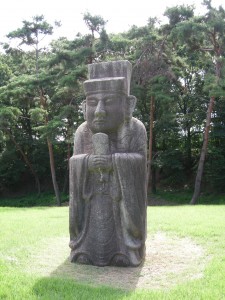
95, 100, 106, 117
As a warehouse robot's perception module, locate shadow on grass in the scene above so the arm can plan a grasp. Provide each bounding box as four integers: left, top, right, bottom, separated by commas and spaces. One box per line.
28, 232, 143, 296
31, 256, 142, 299
32, 275, 130, 299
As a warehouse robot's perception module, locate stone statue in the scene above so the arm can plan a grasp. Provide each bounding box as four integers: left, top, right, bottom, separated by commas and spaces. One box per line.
69, 60, 147, 267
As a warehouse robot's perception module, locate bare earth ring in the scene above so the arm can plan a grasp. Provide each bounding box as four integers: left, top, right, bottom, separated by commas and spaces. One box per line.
25, 232, 208, 290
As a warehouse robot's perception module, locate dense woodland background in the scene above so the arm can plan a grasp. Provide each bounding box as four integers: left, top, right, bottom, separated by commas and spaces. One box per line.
0, 0, 225, 205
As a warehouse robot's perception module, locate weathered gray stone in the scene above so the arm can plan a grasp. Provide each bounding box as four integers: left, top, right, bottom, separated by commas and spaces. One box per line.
69, 60, 147, 267
88, 60, 132, 94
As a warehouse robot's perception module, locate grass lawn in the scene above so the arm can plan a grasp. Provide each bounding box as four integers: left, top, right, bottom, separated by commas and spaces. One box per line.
0, 200, 225, 299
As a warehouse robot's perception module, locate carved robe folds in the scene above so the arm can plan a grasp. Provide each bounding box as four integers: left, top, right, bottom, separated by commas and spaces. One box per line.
69, 118, 147, 266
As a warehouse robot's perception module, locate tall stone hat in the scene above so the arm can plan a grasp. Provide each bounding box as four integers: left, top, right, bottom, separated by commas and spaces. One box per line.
83, 60, 132, 96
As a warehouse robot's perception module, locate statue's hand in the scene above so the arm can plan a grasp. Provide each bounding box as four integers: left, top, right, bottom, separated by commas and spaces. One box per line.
88, 155, 112, 172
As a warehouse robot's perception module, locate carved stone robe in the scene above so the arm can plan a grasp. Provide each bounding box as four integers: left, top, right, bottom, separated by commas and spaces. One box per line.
69, 117, 147, 266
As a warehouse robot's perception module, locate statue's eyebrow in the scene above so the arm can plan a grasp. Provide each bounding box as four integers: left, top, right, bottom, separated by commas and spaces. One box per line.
86, 97, 98, 101
86, 94, 116, 101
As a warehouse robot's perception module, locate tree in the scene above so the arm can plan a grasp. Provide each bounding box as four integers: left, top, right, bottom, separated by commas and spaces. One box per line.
163, 2, 225, 201
0, 53, 42, 195
6, 15, 60, 76
82, 12, 107, 63
190, 1, 225, 203
163, 6, 208, 184
6, 15, 62, 204
131, 18, 175, 194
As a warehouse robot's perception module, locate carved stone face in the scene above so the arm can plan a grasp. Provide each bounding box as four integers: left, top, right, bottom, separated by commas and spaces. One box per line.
85, 92, 126, 133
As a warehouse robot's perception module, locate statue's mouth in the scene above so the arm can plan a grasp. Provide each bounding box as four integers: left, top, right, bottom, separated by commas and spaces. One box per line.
93, 119, 105, 125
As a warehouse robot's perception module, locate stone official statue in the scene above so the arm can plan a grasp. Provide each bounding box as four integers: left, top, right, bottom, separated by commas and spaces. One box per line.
69, 60, 147, 267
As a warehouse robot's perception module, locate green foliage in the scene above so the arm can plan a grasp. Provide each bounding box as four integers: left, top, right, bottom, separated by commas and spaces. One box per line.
205, 147, 225, 192
155, 149, 186, 187
0, 106, 21, 127
157, 189, 225, 205
164, 5, 194, 26
83, 12, 107, 35
34, 118, 65, 142
29, 107, 47, 123
0, 58, 12, 86
1, 4, 225, 197
0, 147, 25, 189
204, 74, 225, 97
0, 192, 68, 207
6, 15, 57, 47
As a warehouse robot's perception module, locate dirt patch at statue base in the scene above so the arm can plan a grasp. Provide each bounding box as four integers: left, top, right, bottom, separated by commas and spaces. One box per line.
26, 232, 209, 290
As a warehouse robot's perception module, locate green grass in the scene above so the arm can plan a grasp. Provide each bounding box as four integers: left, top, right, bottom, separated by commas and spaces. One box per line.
155, 189, 225, 205
0, 192, 69, 207
0, 202, 225, 299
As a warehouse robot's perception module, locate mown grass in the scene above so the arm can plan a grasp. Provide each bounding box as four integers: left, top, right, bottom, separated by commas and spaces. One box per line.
0, 198, 225, 299
155, 189, 225, 205
0, 192, 69, 207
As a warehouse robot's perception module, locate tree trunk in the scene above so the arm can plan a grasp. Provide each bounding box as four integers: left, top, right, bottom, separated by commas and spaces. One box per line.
47, 138, 61, 206
62, 142, 71, 194
151, 163, 157, 194
8, 130, 41, 195
186, 127, 192, 166
190, 96, 215, 205
39, 89, 61, 205
147, 96, 155, 194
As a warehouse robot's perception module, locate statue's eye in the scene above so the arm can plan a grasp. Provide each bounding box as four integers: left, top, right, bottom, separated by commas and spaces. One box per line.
105, 98, 113, 105
87, 99, 97, 106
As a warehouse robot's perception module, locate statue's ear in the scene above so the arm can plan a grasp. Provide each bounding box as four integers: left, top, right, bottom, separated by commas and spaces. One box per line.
82, 100, 87, 120
126, 95, 137, 119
